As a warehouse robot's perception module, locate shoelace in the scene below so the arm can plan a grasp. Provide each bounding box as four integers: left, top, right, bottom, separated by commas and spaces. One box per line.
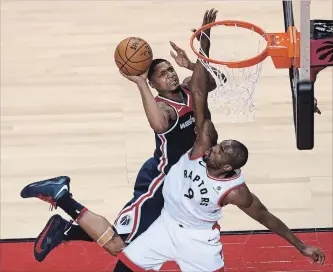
37, 193, 73, 211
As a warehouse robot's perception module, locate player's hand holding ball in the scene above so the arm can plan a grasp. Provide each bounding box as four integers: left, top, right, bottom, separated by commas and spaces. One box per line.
114, 37, 153, 84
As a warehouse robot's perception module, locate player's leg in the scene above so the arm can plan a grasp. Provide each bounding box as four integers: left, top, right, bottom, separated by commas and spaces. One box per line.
30, 158, 163, 262
60, 157, 157, 245
75, 209, 125, 255
59, 171, 144, 247
114, 157, 165, 243
20, 176, 125, 256
117, 212, 175, 272
173, 221, 224, 272
63, 157, 163, 245
56, 158, 157, 246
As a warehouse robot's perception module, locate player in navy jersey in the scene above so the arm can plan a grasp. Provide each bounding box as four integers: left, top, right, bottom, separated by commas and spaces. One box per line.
28, 37, 217, 261
21, 9, 325, 271
21, 9, 325, 272
113, 10, 326, 271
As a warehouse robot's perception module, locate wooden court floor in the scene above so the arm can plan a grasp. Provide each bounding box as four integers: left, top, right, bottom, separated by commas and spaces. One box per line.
1, 1, 332, 240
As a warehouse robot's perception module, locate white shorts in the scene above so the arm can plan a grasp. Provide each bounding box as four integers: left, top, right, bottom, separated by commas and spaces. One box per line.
118, 208, 225, 272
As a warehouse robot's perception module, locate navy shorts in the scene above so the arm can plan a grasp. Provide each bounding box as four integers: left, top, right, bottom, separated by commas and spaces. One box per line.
114, 157, 166, 243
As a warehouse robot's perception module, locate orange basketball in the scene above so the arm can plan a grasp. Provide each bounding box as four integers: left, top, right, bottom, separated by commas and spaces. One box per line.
114, 37, 153, 76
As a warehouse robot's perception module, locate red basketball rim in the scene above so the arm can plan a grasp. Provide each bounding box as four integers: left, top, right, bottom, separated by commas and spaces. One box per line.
190, 20, 270, 68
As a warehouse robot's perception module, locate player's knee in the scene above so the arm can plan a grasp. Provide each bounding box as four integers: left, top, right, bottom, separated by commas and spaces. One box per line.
104, 235, 126, 256
97, 226, 126, 256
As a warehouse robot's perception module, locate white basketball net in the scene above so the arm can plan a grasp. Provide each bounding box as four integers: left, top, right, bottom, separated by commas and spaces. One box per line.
193, 24, 267, 122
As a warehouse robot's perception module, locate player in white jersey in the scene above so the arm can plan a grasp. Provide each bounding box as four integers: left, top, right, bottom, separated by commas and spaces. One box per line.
113, 8, 325, 272
162, 152, 245, 229
19, 8, 325, 272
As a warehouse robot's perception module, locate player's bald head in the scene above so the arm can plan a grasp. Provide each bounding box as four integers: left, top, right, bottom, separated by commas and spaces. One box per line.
220, 140, 248, 170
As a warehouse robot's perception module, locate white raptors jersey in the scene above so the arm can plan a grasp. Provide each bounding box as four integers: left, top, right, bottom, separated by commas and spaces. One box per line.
162, 149, 245, 229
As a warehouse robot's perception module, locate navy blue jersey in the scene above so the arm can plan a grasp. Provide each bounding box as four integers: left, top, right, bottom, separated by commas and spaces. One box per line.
153, 88, 196, 174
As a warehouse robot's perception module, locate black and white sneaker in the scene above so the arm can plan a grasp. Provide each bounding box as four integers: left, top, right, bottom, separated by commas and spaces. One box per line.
34, 214, 73, 262
20, 176, 71, 207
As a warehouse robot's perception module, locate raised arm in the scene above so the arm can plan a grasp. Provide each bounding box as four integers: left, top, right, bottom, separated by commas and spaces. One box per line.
189, 9, 219, 157
222, 185, 325, 265
169, 41, 217, 92
120, 70, 176, 134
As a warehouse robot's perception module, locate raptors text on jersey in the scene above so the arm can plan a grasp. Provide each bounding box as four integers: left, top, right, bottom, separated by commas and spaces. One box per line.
163, 149, 245, 229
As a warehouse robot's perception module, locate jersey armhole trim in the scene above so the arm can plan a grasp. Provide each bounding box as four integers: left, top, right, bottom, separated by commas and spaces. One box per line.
187, 149, 204, 160
155, 103, 179, 136
218, 183, 246, 207
181, 87, 191, 107
156, 91, 188, 107
207, 170, 242, 182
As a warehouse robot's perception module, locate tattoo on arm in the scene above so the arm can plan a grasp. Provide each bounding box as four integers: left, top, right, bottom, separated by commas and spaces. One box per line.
157, 102, 177, 131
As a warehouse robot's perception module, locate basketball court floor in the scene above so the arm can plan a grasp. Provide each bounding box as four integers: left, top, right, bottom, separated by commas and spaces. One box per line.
1, 1, 332, 271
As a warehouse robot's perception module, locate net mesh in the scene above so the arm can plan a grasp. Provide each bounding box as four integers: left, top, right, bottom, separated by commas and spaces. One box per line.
193, 23, 267, 122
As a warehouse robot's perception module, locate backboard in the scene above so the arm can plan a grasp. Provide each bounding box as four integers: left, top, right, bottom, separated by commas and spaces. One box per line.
283, 0, 333, 150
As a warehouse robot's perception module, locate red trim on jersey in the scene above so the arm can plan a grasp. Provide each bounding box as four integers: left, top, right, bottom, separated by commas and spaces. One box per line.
218, 183, 246, 207
115, 173, 166, 242
154, 97, 192, 118
155, 95, 186, 107
114, 173, 165, 223
188, 151, 204, 161
157, 134, 167, 172
178, 106, 193, 116
155, 87, 191, 107
207, 169, 242, 182
182, 88, 191, 107
183, 88, 192, 107
118, 252, 146, 272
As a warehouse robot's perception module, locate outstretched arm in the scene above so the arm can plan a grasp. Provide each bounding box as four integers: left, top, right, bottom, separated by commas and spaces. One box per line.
169, 41, 217, 92
223, 185, 325, 265
189, 8, 219, 158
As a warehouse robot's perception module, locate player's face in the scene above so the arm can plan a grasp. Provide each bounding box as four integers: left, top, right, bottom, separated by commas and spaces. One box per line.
149, 62, 180, 93
204, 141, 233, 172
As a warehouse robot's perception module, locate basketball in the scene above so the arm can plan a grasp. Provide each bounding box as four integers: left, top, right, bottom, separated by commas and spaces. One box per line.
114, 37, 153, 76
